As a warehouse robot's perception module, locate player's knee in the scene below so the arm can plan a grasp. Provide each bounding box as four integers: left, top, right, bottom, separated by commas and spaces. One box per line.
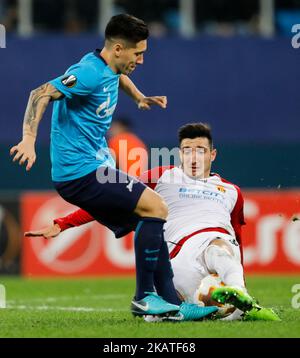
135, 188, 168, 219
209, 239, 234, 256
205, 244, 232, 258
148, 199, 168, 219
138, 198, 168, 219
204, 244, 232, 271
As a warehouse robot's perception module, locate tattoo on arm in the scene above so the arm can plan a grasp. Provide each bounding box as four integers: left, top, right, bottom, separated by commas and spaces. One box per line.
23, 83, 64, 138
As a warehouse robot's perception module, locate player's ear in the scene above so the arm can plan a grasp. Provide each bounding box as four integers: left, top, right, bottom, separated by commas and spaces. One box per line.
211, 148, 217, 163
179, 147, 183, 164
113, 42, 124, 58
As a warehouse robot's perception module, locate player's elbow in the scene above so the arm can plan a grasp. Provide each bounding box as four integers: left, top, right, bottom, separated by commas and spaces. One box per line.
29, 88, 39, 98
29, 86, 45, 101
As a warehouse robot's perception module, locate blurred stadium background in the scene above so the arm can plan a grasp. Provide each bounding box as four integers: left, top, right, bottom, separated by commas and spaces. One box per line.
0, 0, 300, 337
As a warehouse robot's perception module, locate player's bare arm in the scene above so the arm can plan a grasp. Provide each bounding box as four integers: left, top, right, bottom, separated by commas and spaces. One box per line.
119, 74, 167, 110
10, 83, 63, 171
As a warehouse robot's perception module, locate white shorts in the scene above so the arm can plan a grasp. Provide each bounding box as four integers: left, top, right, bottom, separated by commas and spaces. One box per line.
170, 231, 242, 303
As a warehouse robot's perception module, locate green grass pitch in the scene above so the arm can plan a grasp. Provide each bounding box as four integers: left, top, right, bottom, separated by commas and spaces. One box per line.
0, 275, 299, 338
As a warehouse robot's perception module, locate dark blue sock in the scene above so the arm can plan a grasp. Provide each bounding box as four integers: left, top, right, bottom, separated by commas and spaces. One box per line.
154, 240, 182, 305
134, 217, 165, 301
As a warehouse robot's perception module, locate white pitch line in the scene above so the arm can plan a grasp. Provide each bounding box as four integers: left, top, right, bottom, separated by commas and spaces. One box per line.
6, 304, 128, 312
7, 294, 127, 304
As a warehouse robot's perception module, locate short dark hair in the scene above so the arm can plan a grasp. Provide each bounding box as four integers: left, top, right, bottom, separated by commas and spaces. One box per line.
178, 123, 213, 148
105, 14, 149, 44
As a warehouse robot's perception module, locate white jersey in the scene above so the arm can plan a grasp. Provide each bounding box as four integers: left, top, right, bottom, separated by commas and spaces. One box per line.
140, 166, 245, 254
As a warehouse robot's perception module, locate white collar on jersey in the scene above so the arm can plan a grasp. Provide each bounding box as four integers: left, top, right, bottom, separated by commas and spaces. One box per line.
178, 165, 217, 182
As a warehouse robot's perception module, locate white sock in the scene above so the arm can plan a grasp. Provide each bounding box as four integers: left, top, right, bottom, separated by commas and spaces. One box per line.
221, 309, 244, 321
204, 244, 245, 289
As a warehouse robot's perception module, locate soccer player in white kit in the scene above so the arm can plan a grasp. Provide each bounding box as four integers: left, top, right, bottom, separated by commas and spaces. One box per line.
139, 123, 249, 319
26, 123, 279, 321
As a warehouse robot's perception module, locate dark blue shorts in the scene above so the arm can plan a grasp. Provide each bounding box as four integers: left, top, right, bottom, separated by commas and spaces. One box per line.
53, 167, 147, 238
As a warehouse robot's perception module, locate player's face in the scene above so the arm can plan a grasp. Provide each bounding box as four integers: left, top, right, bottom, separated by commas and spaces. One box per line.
179, 137, 217, 179
116, 40, 147, 75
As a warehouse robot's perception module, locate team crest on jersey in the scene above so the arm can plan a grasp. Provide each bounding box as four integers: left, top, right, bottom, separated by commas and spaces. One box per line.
61, 74, 77, 88
217, 185, 226, 193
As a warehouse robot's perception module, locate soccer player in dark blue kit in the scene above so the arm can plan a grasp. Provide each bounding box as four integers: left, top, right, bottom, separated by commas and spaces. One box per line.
10, 14, 217, 321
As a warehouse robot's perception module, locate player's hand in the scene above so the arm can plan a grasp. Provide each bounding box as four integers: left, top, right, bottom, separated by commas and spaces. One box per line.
10, 136, 37, 171
24, 223, 62, 240
137, 96, 167, 110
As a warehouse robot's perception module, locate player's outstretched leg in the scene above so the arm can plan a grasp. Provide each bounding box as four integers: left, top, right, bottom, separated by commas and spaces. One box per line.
204, 240, 280, 321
